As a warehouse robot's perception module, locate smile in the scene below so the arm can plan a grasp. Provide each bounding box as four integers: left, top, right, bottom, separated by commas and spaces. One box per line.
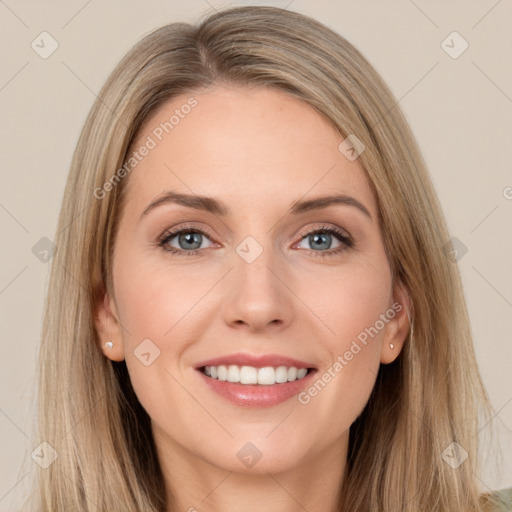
202, 364, 310, 385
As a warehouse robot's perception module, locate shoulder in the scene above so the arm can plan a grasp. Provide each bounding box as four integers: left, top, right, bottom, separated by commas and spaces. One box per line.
481, 487, 512, 512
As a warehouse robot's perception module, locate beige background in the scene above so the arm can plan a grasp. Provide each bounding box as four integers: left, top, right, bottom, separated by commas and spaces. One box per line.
1, 0, 511, 509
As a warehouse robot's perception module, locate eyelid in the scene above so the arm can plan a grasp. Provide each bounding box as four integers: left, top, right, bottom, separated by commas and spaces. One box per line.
296, 223, 352, 243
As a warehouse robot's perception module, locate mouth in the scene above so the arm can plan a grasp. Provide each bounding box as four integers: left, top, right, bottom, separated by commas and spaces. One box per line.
193, 353, 318, 407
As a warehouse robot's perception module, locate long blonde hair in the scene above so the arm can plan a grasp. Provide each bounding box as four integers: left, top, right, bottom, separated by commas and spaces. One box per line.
25, 5, 499, 511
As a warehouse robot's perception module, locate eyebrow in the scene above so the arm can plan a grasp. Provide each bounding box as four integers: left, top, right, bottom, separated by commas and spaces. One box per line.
141, 191, 372, 221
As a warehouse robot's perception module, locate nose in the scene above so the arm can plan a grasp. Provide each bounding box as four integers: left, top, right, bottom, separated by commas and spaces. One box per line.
221, 247, 294, 333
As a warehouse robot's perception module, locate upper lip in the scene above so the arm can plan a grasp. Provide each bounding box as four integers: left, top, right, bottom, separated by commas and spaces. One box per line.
195, 352, 316, 370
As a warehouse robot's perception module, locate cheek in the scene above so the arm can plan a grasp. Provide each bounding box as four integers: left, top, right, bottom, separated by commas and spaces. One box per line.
294, 254, 392, 353
111, 250, 199, 407
113, 250, 211, 341
293, 256, 391, 415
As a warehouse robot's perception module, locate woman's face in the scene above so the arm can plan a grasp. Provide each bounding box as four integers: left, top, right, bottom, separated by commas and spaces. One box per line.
98, 84, 409, 476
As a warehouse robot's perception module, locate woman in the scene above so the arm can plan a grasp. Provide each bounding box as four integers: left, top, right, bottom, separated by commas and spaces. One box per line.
26, 5, 509, 511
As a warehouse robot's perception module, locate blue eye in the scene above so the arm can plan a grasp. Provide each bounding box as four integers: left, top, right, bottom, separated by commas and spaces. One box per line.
297, 230, 344, 251
157, 224, 354, 258
295, 225, 354, 258
158, 227, 214, 255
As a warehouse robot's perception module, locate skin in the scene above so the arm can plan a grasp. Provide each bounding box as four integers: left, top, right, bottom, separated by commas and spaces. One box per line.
95, 84, 411, 512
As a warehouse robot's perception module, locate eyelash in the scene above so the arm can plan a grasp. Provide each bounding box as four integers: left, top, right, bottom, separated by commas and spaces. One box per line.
157, 223, 354, 258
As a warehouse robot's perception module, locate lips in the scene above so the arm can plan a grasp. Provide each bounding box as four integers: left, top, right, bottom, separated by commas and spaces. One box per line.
194, 352, 317, 407
194, 352, 316, 370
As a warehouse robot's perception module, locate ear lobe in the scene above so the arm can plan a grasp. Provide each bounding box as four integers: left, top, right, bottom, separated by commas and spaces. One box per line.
380, 283, 412, 365
94, 289, 125, 362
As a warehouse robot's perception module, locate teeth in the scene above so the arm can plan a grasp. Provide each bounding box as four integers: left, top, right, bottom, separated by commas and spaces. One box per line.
227, 365, 240, 382
202, 365, 310, 385
217, 365, 227, 381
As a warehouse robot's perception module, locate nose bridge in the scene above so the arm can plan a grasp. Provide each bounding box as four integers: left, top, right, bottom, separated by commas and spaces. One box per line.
221, 233, 293, 330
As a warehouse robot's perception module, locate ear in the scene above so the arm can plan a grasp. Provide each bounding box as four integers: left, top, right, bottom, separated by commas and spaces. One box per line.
380, 282, 412, 365
94, 286, 125, 362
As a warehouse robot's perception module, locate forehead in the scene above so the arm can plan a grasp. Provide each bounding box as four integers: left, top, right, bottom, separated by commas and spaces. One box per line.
123, 85, 377, 219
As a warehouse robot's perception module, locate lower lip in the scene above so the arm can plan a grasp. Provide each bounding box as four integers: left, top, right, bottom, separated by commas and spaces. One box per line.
196, 369, 317, 407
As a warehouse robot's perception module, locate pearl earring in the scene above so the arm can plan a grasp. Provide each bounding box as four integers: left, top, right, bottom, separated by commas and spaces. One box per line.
389, 343, 394, 349
105, 341, 113, 350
